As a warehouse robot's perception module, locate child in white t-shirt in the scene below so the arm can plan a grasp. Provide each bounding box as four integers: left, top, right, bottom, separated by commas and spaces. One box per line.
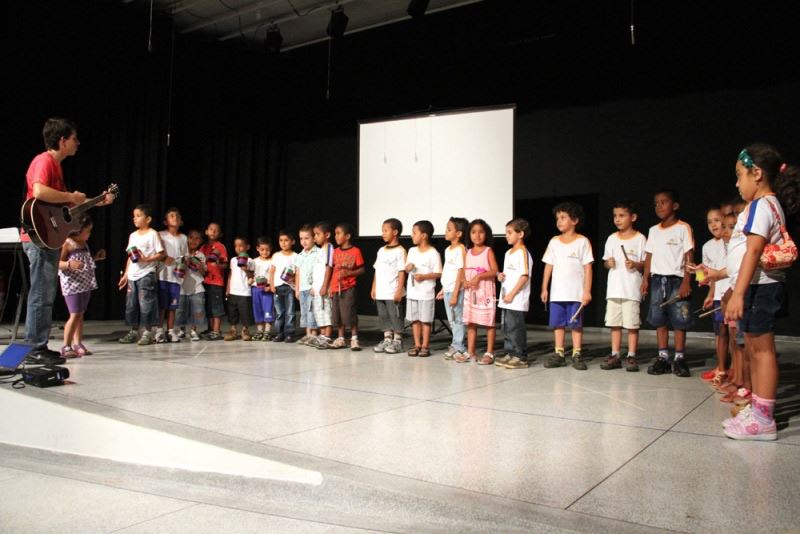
404, 220, 442, 357
309, 221, 335, 348
696, 206, 729, 384
117, 204, 166, 345
156, 208, 188, 343
295, 225, 319, 345
371, 218, 407, 354
641, 189, 695, 377
600, 200, 646, 372
225, 236, 254, 341
251, 236, 275, 340
270, 230, 299, 342
496, 218, 533, 370
436, 217, 468, 361
176, 229, 207, 342
541, 202, 594, 370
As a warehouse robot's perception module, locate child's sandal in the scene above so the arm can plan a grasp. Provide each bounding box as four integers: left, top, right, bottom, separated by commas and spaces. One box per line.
454, 352, 472, 363
477, 352, 495, 365
408, 347, 420, 357
708, 371, 727, 388
418, 347, 431, 357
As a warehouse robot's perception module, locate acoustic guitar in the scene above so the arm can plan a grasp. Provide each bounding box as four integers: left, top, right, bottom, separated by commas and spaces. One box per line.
20, 184, 119, 249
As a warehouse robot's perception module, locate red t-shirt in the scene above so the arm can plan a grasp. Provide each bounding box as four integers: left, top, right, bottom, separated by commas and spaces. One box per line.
200, 241, 228, 287
21, 151, 66, 242
331, 245, 364, 293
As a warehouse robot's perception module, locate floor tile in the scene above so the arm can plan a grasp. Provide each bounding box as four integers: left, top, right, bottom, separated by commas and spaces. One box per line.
570, 431, 800, 532
269, 401, 662, 508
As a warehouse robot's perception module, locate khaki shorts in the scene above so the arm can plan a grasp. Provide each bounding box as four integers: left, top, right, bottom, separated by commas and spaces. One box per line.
605, 298, 641, 330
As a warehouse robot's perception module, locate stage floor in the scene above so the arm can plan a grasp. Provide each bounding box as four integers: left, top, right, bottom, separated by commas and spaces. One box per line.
1, 318, 799, 533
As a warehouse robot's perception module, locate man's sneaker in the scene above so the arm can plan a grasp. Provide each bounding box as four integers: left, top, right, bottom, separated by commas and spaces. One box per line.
24, 350, 66, 366
503, 356, 529, 369
672, 358, 691, 377
118, 331, 139, 344
385, 339, 402, 354
723, 406, 777, 441
329, 337, 347, 349
190, 330, 201, 342
168, 330, 180, 343
625, 356, 640, 372
600, 355, 622, 370
223, 329, 240, 342
572, 353, 587, 371
373, 338, 391, 353
350, 338, 362, 351
155, 329, 168, 344
647, 357, 672, 375
206, 331, 223, 341
494, 354, 512, 366
544, 352, 567, 368
138, 331, 154, 345
241, 328, 252, 342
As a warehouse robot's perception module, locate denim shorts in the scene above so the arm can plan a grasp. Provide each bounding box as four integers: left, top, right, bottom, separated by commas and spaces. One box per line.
646, 275, 694, 331
299, 290, 317, 329
741, 283, 783, 334
177, 292, 206, 326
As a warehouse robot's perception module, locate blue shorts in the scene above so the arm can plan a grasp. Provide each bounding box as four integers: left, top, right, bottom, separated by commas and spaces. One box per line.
158, 281, 181, 311
712, 299, 725, 335
741, 283, 783, 335
549, 301, 583, 329
252, 287, 275, 323
646, 275, 694, 331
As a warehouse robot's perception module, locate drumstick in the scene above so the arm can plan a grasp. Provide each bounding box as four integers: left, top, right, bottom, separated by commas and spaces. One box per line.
569, 304, 584, 324
698, 307, 721, 318
659, 295, 681, 308
620, 245, 630, 262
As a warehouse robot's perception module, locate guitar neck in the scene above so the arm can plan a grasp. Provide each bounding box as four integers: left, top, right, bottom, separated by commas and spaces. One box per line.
70, 193, 106, 217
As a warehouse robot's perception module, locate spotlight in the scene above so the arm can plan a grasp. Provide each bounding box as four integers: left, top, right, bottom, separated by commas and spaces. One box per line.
407, 0, 430, 18
326, 6, 348, 39
264, 25, 283, 54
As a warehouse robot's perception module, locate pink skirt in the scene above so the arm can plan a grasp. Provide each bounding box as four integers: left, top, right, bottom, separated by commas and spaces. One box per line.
462, 281, 496, 327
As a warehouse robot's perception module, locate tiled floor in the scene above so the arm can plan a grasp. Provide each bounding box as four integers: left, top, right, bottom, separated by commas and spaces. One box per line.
1, 319, 799, 532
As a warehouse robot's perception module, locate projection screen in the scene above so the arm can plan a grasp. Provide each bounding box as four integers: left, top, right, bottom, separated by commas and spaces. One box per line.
358, 106, 514, 236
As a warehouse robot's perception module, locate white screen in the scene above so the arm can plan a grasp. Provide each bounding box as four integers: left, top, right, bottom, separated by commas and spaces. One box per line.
359, 107, 514, 236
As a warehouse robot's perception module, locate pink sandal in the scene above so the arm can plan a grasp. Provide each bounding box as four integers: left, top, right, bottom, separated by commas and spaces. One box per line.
72, 343, 92, 357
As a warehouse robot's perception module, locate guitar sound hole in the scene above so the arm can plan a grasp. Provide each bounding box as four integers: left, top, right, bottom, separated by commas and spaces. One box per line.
62, 206, 72, 223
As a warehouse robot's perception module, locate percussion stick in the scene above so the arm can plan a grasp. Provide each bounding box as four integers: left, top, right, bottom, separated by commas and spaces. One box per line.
569, 304, 584, 324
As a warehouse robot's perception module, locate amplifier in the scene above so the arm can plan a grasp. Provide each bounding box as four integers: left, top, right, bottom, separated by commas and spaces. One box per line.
21, 365, 70, 388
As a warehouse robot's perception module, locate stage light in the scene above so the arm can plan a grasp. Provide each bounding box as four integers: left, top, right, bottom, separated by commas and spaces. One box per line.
407, 0, 430, 18
326, 6, 348, 39
264, 25, 283, 54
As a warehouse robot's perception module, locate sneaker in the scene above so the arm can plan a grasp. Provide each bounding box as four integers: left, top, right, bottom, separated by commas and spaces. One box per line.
285, 336, 296, 343
723, 403, 751, 428
138, 331, 154, 346
262, 332, 275, 341
118, 330, 139, 344
168, 330, 180, 343
600, 355, 622, 370
625, 356, 640, 372
241, 328, 252, 342
155, 329, 168, 344
315, 336, 331, 350
373, 338, 391, 353
647, 357, 672, 375
572, 353, 587, 371
190, 330, 201, 342
672, 358, 691, 377
251, 331, 264, 341
385, 339, 402, 354
350, 338, 362, 351
206, 330, 223, 341
272, 334, 285, 342
503, 356, 529, 369
24, 350, 66, 366
60, 345, 79, 359
329, 337, 347, 349
72, 343, 92, 356
494, 354, 512, 366
177, 328, 186, 339
544, 352, 567, 368
443, 346, 458, 360
223, 329, 240, 342
298, 335, 310, 345
723, 407, 777, 441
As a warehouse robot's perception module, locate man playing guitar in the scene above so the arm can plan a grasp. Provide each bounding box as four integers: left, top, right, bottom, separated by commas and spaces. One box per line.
21, 117, 115, 365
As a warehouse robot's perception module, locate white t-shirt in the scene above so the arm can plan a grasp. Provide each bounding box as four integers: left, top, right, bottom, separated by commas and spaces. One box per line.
126, 229, 164, 282
180, 251, 206, 296
312, 243, 335, 292
296, 247, 318, 292
228, 257, 253, 297
252, 257, 272, 287
542, 235, 594, 302
406, 246, 442, 301
499, 246, 533, 311
441, 244, 466, 293
373, 245, 406, 300
271, 251, 298, 288
603, 231, 647, 301
702, 238, 729, 300
645, 221, 694, 277
727, 195, 787, 286
158, 231, 188, 284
